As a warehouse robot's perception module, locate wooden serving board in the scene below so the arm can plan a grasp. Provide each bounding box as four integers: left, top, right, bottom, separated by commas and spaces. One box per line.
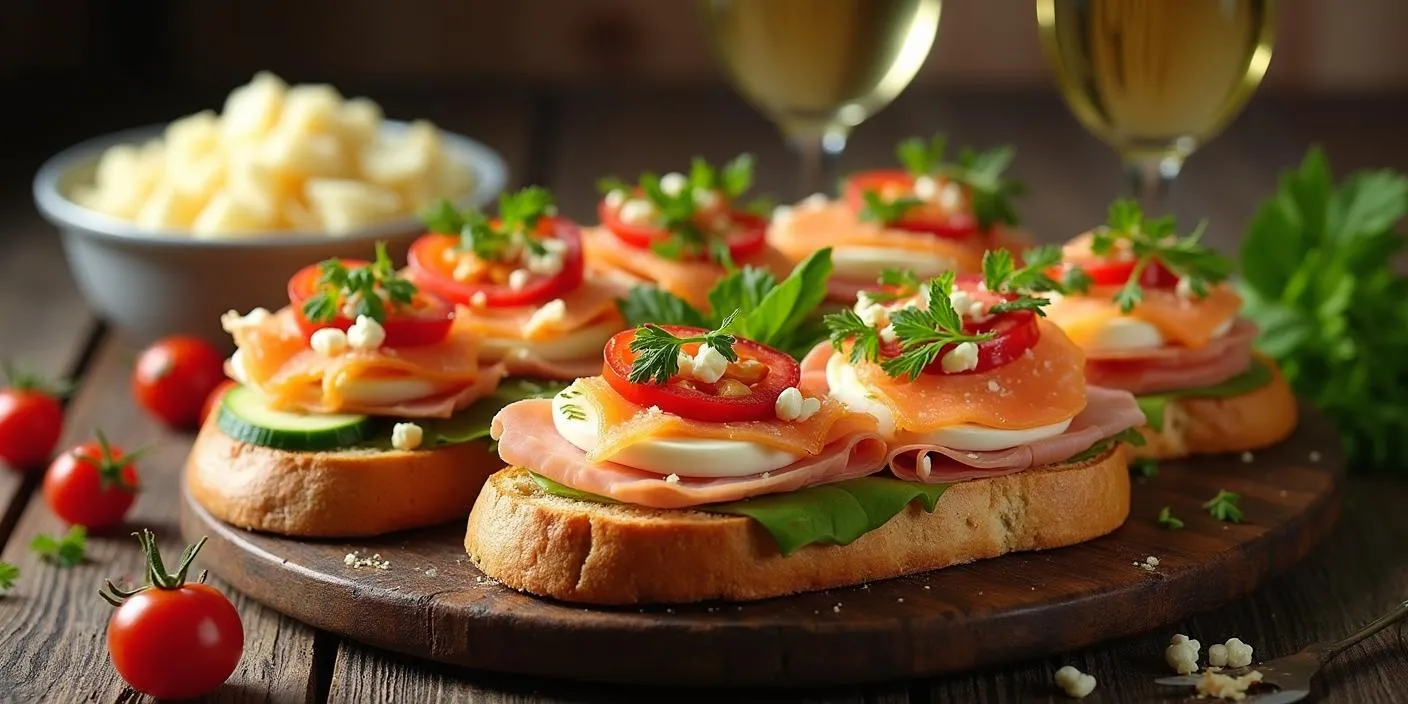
180, 408, 1344, 689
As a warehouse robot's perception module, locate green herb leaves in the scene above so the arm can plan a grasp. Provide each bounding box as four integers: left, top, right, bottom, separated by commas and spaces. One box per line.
31, 525, 86, 567
0, 561, 17, 591
301, 242, 417, 324
1203, 489, 1244, 523
981, 247, 1063, 317
1238, 147, 1408, 471
1135, 358, 1275, 430
598, 155, 757, 264
893, 133, 1024, 230
628, 312, 740, 386
1157, 506, 1185, 531
616, 249, 835, 359
1091, 199, 1232, 313
858, 190, 923, 225
422, 188, 554, 262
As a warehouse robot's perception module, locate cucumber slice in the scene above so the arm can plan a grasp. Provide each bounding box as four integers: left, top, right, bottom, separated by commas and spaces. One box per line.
217, 385, 371, 451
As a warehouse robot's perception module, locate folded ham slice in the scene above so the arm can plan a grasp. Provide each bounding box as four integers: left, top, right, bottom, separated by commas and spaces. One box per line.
885, 386, 1145, 483
1084, 318, 1258, 395
491, 400, 888, 508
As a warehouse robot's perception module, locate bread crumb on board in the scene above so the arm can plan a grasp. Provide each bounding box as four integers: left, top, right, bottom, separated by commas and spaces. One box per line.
1196, 669, 1264, 701
1053, 665, 1097, 698
343, 551, 390, 570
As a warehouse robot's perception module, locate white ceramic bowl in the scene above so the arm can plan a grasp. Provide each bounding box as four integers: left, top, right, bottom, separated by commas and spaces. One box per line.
33, 122, 507, 346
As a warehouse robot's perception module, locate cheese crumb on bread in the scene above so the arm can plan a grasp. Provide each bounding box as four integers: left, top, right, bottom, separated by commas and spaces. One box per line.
1053, 665, 1097, 699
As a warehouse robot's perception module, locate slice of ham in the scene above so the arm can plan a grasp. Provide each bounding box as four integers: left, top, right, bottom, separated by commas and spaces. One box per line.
886, 386, 1145, 483
498, 352, 603, 381
491, 400, 888, 508
1084, 318, 1258, 395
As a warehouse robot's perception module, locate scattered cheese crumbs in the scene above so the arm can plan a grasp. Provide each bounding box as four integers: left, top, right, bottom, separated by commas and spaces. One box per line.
1240, 451, 1254, 463
1224, 638, 1253, 668
524, 238, 567, 276
761, 472, 771, 479
1195, 669, 1263, 701
918, 454, 933, 475
453, 257, 478, 282
469, 291, 488, 308
948, 289, 987, 320
1146, 555, 1160, 566
775, 387, 804, 421
665, 473, 680, 484
986, 379, 1003, 393
507, 268, 531, 291
1166, 634, 1201, 674
347, 315, 386, 351
1309, 450, 1322, 463
1054, 665, 1097, 699
220, 307, 272, 333
659, 172, 687, 197
942, 342, 980, 373
797, 397, 821, 422
771, 204, 795, 227
855, 301, 888, 329
1175, 277, 1197, 301
801, 193, 829, 209
690, 345, 729, 384
343, 551, 390, 570
391, 422, 423, 451
965, 453, 979, 459
1208, 643, 1229, 667
879, 324, 898, 343
937, 182, 963, 211
604, 189, 625, 209
913, 175, 937, 200
310, 327, 349, 357
618, 199, 655, 225
923, 585, 931, 590
897, 597, 905, 603
522, 298, 567, 337
832, 604, 841, 613
424, 567, 438, 578
693, 188, 720, 210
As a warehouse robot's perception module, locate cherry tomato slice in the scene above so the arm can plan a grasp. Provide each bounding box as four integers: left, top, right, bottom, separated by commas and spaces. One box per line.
287, 259, 453, 347
598, 199, 768, 262
1063, 257, 1181, 288
842, 169, 980, 240
881, 309, 1041, 376
601, 326, 801, 422
406, 216, 585, 308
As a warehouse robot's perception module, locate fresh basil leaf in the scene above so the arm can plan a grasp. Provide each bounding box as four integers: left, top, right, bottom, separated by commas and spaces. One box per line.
710, 477, 948, 556
1136, 358, 1275, 430
708, 266, 778, 324
616, 285, 709, 328
735, 248, 834, 353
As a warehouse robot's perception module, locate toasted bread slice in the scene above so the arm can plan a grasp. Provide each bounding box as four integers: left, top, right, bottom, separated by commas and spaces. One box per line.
1134, 360, 1297, 460
464, 447, 1130, 605
186, 415, 500, 538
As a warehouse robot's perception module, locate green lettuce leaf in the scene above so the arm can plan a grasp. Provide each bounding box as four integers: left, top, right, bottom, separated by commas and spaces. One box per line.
363, 377, 568, 449
730, 248, 834, 356
617, 287, 708, 329
1136, 358, 1275, 430
1064, 427, 1146, 464
530, 472, 947, 557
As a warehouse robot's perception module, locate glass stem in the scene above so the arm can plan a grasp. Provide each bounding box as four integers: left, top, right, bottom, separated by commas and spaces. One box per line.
789, 127, 849, 200
1123, 155, 1184, 215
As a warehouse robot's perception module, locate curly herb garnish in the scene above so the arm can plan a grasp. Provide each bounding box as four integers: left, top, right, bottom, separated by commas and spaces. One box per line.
863, 133, 1024, 231
421, 187, 554, 262
597, 155, 759, 265
300, 241, 416, 325
1091, 199, 1233, 313
627, 311, 740, 385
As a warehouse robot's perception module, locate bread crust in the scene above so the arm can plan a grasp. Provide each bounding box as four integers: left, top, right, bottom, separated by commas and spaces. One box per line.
1134, 359, 1298, 460
464, 449, 1130, 605
186, 415, 500, 538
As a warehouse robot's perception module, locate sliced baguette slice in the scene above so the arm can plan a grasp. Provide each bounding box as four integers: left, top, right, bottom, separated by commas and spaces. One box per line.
186, 414, 500, 538
1134, 360, 1298, 460
465, 447, 1131, 605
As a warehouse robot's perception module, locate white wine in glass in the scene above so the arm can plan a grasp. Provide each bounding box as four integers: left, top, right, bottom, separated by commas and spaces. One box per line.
700, 0, 942, 198
1036, 0, 1275, 210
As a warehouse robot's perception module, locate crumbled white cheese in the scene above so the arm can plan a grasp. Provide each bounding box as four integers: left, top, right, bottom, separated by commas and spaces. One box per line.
1053, 665, 1097, 699
525, 238, 567, 276
391, 422, 424, 451
949, 289, 988, 319
986, 379, 1002, 393
1309, 450, 1322, 463
1146, 555, 1160, 567
689, 345, 729, 384
1240, 451, 1254, 463
938, 182, 963, 212
343, 551, 390, 570
855, 301, 888, 329
879, 324, 898, 343
522, 298, 567, 337
941, 342, 980, 373
507, 268, 531, 291
659, 172, 687, 197
618, 199, 655, 225
470, 291, 488, 308
1175, 277, 1197, 301
1195, 669, 1263, 701
310, 327, 349, 357
1166, 634, 1201, 674
604, 189, 625, 209
220, 307, 272, 333
1208, 644, 1229, 667
913, 175, 937, 200
797, 397, 822, 422
665, 473, 681, 484
918, 454, 933, 475
775, 387, 804, 421
347, 315, 386, 351
1224, 638, 1253, 668
800, 193, 829, 210
453, 257, 478, 282
771, 205, 795, 227
227, 349, 251, 385
693, 188, 720, 210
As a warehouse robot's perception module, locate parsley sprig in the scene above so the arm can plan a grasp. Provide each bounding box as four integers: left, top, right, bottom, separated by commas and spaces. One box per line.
31, 525, 86, 567
301, 242, 417, 325
858, 191, 924, 226
0, 561, 17, 592
981, 247, 1064, 317
422, 188, 554, 262
598, 155, 758, 264
627, 311, 740, 385
1090, 199, 1233, 313
1157, 505, 1185, 531
886, 133, 1025, 230
1203, 489, 1244, 523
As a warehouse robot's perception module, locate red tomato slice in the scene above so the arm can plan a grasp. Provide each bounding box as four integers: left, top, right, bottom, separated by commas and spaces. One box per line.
600, 326, 802, 422
881, 308, 1041, 376
406, 216, 586, 308
1064, 257, 1181, 288
287, 260, 453, 347
597, 199, 767, 261
842, 169, 980, 240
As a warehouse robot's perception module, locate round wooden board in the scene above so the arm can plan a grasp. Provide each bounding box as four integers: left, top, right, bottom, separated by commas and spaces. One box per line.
181, 408, 1344, 688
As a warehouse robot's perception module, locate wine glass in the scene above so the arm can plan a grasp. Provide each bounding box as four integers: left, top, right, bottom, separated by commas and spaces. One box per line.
699, 0, 942, 199
1035, 0, 1276, 211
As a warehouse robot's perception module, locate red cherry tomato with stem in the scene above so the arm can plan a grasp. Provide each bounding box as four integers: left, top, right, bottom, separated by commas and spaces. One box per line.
0, 364, 66, 470
43, 431, 142, 531
101, 530, 243, 700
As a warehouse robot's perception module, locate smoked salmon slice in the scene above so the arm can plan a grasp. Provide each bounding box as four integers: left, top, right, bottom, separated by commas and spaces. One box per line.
1045, 284, 1243, 350
582, 227, 793, 310
456, 279, 623, 342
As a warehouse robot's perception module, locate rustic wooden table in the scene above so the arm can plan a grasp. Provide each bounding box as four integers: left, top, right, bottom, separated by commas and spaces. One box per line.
0, 87, 1406, 703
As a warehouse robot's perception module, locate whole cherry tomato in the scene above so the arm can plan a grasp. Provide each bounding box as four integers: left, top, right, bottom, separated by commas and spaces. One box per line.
101, 530, 244, 700
0, 365, 66, 471
132, 336, 227, 430
43, 432, 141, 531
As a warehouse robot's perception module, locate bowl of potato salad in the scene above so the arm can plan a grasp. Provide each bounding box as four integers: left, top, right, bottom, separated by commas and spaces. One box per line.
33, 72, 506, 344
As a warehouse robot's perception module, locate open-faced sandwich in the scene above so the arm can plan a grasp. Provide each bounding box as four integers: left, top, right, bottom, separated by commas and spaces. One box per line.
1043, 200, 1297, 459
406, 187, 628, 379
587, 155, 792, 309
769, 134, 1028, 302
465, 249, 1146, 604
187, 243, 559, 537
